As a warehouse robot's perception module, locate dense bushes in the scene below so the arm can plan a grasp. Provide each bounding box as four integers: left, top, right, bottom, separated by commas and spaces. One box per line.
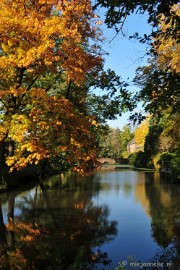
128, 150, 180, 180
128, 151, 148, 168
158, 151, 180, 179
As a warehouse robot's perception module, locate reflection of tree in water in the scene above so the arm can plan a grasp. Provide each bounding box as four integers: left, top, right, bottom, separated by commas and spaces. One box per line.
122, 182, 132, 197
144, 173, 180, 268
0, 173, 118, 270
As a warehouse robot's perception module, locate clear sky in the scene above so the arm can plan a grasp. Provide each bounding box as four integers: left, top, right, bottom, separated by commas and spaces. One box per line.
96, 11, 152, 129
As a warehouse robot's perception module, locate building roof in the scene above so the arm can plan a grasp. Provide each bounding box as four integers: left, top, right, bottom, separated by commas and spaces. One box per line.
127, 138, 136, 146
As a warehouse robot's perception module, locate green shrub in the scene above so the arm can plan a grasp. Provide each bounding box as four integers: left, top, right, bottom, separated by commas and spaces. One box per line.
158, 151, 180, 179
128, 153, 137, 166
128, 151, 148, 168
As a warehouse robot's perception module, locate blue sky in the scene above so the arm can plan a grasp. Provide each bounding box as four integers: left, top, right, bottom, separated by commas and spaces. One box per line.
96, 11, 152, 129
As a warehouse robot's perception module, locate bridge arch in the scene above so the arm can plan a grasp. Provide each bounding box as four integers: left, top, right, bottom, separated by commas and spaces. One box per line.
97, 158, 116, 165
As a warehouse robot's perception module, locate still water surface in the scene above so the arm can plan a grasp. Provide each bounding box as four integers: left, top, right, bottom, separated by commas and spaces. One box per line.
0, 169, 180, 269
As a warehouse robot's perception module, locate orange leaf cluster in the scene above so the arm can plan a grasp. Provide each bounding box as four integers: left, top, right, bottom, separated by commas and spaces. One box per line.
3, 90, 98, 173
0, 0, 103, 173
0, 0, 102, 85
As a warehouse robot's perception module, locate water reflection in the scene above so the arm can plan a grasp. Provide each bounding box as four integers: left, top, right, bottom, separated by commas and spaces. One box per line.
0, 171, 117, 270
144, 172, 180, 268
91, 170, 180, 269
0, 170, 180, 269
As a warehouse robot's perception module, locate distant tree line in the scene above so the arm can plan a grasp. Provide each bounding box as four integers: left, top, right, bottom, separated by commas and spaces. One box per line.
97, 125, 133, 162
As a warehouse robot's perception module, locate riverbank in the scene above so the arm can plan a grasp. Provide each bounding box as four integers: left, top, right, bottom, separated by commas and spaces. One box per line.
1, 163, 179, 193
98, 164, 179, 183
98, 164, 155, 171
0, 166, 41, 192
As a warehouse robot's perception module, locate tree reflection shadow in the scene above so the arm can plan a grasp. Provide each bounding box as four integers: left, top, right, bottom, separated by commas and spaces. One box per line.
144, 172, 180, 269
0, 173, 118, 270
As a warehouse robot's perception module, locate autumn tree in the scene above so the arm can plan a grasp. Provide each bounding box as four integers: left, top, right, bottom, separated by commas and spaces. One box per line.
0, 0, 106, 173
159, 113, 180, 153
134, 4, 180, 117
93, 1, 179, 174
133, 5, 180, 174
143, 112, 180, 172
134, 116, 149, 150
93, 1, 179, 118
132, 5, 179, 173
153, 4, 180, 74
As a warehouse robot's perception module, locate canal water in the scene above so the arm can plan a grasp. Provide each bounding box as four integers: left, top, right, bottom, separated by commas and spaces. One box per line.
0, 169, 180, 269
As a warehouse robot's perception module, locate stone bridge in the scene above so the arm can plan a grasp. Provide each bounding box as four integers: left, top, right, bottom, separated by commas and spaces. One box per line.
97, 158, 116, 165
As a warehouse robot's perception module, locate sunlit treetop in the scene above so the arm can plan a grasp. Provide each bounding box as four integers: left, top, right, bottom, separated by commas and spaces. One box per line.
153, 4, 180, 73
134, 116, 149, 146
0, 0, 103, 86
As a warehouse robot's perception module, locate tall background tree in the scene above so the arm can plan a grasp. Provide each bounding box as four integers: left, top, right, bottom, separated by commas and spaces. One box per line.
93, 0, 180, 117
133, 4, 180, 174
97, 124, 133, 160
98, 127, 122, 160
93, 1, 179, 175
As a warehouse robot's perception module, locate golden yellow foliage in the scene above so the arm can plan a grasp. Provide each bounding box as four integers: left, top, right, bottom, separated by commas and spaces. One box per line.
0, 0, 102, 84
134, 116, 149, 147
154, 4, 180, 73
0, 0, 103, 173
4, 91, 98, 173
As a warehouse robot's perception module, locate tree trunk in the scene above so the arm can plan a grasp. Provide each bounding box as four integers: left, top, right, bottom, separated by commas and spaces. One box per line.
0, 199, 11, 269
8, 141, 14, 157
0, 200, 8, 259
0, 200, 7, 247
0, 141, 6, 168
7, 195, 15, 250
